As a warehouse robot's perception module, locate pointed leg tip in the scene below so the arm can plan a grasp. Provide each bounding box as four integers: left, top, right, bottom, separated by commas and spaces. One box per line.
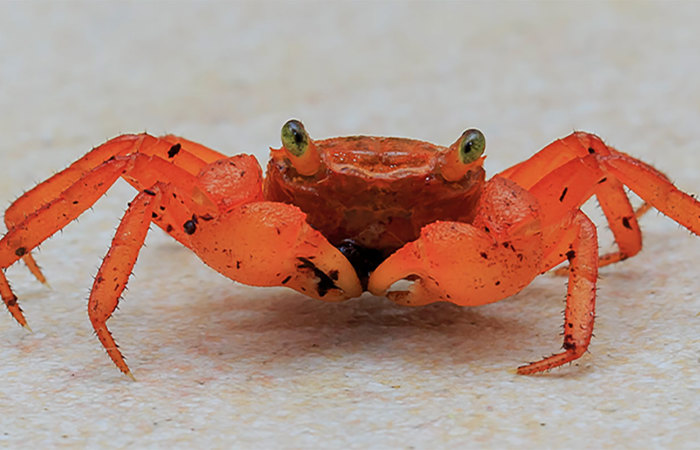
124, 370, 136, 382
22, 254, 49, 285
22, 322, 33, 333
515, 365, 538, 376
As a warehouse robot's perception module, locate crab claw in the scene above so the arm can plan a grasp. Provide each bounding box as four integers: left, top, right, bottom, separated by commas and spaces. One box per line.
369, 178, 545, 307
190, 201, 362, 302
368, 220, 542, 307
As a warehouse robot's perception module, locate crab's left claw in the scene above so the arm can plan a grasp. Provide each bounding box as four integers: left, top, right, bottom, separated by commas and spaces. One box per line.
368, 177, 544, 308
367, 221, 542, 307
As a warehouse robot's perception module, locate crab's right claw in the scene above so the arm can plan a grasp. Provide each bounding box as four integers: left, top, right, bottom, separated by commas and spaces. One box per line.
190, 201, 362, 302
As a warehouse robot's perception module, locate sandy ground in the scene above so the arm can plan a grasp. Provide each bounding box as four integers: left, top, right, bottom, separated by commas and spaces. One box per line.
0, 2, 699, 448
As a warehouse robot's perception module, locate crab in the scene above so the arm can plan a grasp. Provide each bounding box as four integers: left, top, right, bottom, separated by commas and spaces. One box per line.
1, 120, 698, 378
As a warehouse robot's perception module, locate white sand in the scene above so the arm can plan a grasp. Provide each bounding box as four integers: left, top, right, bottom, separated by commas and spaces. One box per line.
1, 2, 698, 447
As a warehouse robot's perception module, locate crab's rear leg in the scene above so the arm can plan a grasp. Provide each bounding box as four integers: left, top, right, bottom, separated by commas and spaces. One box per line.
499, 133, 660, 270
0, 159, 130, 325
3, 134, 224, 284
601, 153, 700, 235
0, 150, 211, 325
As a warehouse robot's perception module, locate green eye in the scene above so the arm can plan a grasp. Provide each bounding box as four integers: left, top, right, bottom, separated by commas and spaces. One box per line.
458, 129, 485, 163
281, 119, 309, 157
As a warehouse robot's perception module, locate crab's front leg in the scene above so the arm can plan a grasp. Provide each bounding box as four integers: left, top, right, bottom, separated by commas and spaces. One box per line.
516, 211, 598, 374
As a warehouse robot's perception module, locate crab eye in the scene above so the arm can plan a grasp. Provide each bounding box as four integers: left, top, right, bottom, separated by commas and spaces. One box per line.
281, 119, 309, 157
458, 129, 486, 164
439, 127, 486, 181
278, 119, 322, 176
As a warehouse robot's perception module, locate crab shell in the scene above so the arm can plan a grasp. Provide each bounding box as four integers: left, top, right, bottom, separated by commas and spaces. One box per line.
263, 133, 486, 258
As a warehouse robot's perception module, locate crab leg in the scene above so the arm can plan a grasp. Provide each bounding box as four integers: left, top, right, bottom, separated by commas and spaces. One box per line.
517, 211, 598, 374
88, 186, 161, 378
4, 134, 224, 283
586, 177, 642, 266
502, 132, 699, 269
0, 152, 216, 326
498, 132, 653, 269
602, 154, 700, 235
0, 158, 129, 325
2, 142, 361, 375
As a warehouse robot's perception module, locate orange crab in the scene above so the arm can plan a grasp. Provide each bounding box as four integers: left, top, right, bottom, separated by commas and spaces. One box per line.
1, 120, 698, 378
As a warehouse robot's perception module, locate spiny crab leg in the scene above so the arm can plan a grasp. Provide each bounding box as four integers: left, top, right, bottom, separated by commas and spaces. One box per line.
516, 212, 598, 374
0, 147, 212, 325
0, 159, 130, 325
1, 134, 363, 376
3, 134, 224, 285
499, 133, 656, 270
602, 154, 700, 235
89, 185, 163, 379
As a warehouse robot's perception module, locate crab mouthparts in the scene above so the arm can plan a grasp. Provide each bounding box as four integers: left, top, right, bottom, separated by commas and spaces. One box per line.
335, 239, 386, 291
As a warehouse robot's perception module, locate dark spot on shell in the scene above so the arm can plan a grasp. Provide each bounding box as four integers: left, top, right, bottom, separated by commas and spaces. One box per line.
559, 187, 568, 202
167, 143, 181, 158
183, 220, 197, 235
281, 275, 291, 284
166, 224, 173, 233
236, 261, 241, 269
143, 189, 156, 196
151, 212, 158, 219
597, 177, 607, 184
622, 216, 632, 230
587, 147, 595, 154
14, 247, 26, 257
480, 252, 488, 259
565, 250, 576, 261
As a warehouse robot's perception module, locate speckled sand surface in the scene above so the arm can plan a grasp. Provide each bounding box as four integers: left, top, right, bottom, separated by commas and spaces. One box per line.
1, 2, 699, 448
